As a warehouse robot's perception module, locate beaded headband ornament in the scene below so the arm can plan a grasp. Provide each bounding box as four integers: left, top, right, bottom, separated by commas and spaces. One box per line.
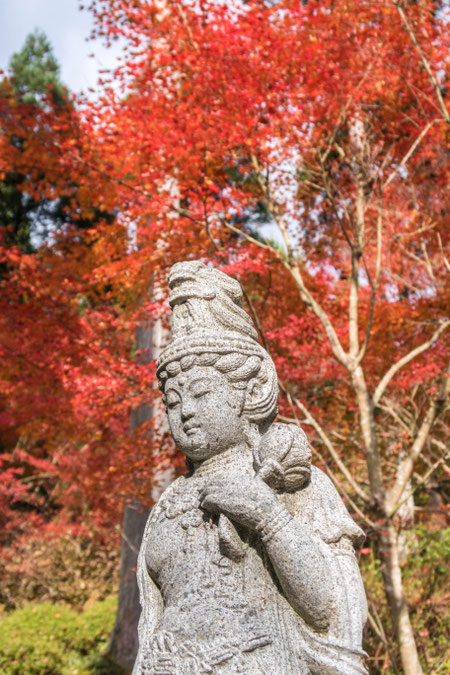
156, 261, 278, 425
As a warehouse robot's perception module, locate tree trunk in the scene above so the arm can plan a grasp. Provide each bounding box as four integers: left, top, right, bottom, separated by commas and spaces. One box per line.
108, 499, 150, 671
349, 367, 422, 673
380, 523, 423, 675
108, 319, 170, 671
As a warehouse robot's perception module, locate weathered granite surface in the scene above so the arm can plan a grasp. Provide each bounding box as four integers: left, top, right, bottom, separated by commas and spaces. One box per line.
133, 261, 368, 674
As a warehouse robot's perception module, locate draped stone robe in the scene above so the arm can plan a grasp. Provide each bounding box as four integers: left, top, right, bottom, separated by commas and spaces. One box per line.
133, 448, 368, 675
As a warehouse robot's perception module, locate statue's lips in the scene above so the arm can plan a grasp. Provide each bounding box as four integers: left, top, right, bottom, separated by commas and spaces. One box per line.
184, 425, 200, 435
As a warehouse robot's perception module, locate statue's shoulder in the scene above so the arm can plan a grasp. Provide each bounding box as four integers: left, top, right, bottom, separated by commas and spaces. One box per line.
290, 465, 365, 546
140, 476, 189, 546
156, 474, 187, 500
292, 464, 341, 504
150, 475, 188, 514
309, 464, 341, 495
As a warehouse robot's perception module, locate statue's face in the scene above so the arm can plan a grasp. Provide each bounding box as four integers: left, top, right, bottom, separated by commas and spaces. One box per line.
165, 365, 247, 462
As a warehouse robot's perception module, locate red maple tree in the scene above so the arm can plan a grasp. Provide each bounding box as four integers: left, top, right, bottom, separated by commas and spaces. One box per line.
1, 1, 449, 672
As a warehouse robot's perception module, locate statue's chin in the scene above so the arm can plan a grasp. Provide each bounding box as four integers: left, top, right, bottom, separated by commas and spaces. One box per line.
179, 439, 229, 464
182, 446, 217, 463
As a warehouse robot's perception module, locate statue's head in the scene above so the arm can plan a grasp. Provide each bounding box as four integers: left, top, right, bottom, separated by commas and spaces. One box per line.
157, 261, 278, 462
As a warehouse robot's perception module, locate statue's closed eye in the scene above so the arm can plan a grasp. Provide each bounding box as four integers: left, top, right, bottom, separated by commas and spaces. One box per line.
166, 392, 180, 407
192, 387, 211, 398
190, 379, 212, 398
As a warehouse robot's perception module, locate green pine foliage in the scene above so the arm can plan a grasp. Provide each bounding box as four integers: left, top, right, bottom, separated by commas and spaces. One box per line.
9, 30, 69, 106
0, 30, 70, 256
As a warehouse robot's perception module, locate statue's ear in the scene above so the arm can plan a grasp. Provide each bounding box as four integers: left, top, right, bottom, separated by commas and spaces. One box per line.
246, 378, 263, 405
241, 358, 278, 427
244, 377, 269, 415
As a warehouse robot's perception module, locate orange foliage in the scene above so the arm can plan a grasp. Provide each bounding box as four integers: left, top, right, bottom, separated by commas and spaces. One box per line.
0, 5, 449, 667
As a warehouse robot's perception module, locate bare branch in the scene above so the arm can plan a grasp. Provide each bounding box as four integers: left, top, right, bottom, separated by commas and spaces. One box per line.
358, 189, 383, 363
237, 282, 368, 505
349, 179, 366, 358
251, 154, 296, 262
317, 150, 354, 249
395, 238, 437, 284
200, 199, 223, 253
248, 157, 350, 368
240, 285, 272, 355
384, 269, 423, 295
378, 400, 412, 435
215, 215, 276, 255
322, 62, 376, 164
366, 598, 401, 674
420, 241, 435, 282
387, 366, 450, 512
395, 3, 450, 123
121, 529, 139, 555
389, 451, 449, 520
382, 120, 438, 189
396, 220, 438, 241
175, 0, 200, 52
437, 233, 450, 273
373, 321, 450, 406
286, 263, 350, 367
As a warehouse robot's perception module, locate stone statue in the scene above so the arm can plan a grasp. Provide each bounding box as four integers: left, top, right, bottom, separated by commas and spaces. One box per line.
133, 261, 368, 674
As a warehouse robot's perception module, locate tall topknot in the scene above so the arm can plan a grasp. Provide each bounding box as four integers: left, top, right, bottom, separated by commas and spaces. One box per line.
157, 261, 279, 427
168, 261, 258, 342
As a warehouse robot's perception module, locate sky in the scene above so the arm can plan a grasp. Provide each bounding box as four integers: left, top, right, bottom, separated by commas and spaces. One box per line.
0, 0, 122, 94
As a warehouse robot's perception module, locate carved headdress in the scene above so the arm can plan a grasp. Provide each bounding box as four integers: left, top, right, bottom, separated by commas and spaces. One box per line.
157, 261, 278, 426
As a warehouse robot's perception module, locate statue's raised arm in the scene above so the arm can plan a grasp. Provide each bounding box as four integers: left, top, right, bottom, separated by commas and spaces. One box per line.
134, 261, 368, 675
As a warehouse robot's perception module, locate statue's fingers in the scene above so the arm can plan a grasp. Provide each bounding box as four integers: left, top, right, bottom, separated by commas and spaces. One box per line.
199, 486, 211, 501
199, 482, 222, 499
155, 634, 165, 651
164, 633, 174, 651
200, 494, 220, 512
203, 480, 223, 491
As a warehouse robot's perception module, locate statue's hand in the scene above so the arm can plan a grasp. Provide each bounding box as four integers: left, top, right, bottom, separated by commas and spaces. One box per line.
200, 476, 280, 530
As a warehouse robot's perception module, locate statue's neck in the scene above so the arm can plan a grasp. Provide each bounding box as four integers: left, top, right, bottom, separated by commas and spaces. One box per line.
192, 443, 254, 479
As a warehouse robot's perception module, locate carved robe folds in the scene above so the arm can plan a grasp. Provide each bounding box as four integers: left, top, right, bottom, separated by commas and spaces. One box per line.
134, 461, 367, 674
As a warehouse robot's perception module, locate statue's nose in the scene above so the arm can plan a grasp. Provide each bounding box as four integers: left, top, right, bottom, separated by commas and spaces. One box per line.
180, 398, 196, 421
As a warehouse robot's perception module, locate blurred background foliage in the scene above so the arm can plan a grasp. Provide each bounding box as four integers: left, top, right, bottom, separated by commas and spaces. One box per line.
1, 2, 449, 672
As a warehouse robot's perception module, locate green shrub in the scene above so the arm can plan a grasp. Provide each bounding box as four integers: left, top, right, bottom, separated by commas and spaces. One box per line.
0, 596, 124, 674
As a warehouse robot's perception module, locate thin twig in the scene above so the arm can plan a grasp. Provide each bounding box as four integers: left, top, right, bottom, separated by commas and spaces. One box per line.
278, 385, 369, 503
373, 321, 450, 405
395, 3, 450, 123
388, 452, 449, 519
121, 529, 139, 555
367, 596, 401, 674
358, 188, 383, 363
382, 120, 438, 189
437, 233, 450, 273
175, 1, 200, 53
